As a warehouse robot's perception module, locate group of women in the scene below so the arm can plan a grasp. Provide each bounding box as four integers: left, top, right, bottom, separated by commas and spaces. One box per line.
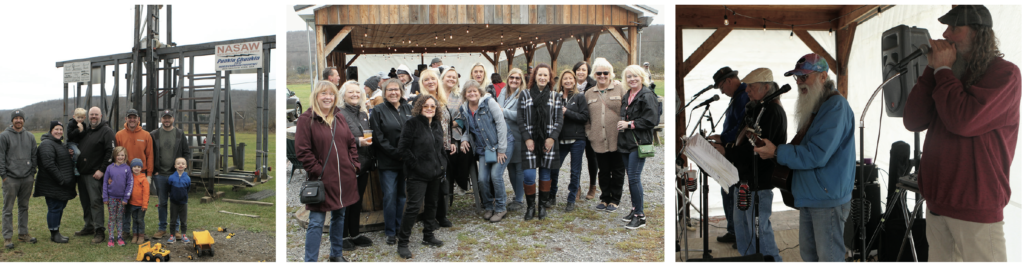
295, 58, 660, 261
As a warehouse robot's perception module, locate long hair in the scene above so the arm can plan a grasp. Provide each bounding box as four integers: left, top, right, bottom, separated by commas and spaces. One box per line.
470, 63, 488, 84
440, 67, 461, 101
309, 80, 338, 127
528, 63, 553, 91
411, 94, 440, 123
962, 25, 1004, 88
339, 80, 368, 114
505, 68, 525, 95
559, 70, 578, 98
419, 68, 448, 107
112, 146, 127, 164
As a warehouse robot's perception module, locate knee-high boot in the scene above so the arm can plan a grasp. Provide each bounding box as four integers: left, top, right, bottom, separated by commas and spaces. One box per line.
538, 180, 551, 219
524, 184, 536, 220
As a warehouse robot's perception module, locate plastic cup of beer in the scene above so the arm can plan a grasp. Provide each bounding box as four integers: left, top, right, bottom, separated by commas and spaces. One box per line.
363, 130, 373, 144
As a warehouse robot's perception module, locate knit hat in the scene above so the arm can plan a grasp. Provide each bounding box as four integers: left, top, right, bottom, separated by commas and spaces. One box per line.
10, 110, 25, 122
939, 5, 992, 27
50, 121, 63, 132
364, 75, 381, 92
130, 158, 143, 168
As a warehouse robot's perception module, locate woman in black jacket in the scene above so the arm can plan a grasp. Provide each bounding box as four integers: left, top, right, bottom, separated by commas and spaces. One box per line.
369, 79, 412, 245
552, 70, 589, 212
337, 81, 374, 249
518, 63, 563, 220
572, 61, 600, 200
616, 65, 660, 230
33, 121, 76, 243
395, 95, 446, 259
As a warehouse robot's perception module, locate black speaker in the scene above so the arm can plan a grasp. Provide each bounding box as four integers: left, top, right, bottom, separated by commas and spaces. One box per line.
346, 66, 358, 81
881, 25, 931, 117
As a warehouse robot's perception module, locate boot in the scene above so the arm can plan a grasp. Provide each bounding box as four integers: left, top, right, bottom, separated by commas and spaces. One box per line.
421, 233, 444, 247
586, 185, 597, 200
524, 194, 536, 220
397, 245, 412, 259
92, 228, 106, 244
539, 180, 554, 208
18, 234, 37, 244
74, 227, 95, 237
537, 192, 548, 220
50, 229, 69, 243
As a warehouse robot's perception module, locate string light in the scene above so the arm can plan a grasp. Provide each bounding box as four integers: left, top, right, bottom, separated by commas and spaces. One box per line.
486, 24, 489, 28
790, 25, 794, 39
829, 27, 833, 36
763, 19, 766, 32
724, 14, 729, 26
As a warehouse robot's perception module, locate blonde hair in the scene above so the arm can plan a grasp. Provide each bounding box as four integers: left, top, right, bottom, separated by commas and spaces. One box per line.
559, 70, 578, 98
591, 57, 615, 80
622, 64, 651, 88
418, 68, 448, 106
340, 80, 368, 114
309, 81, 339, 127
470, 63, 488, 84
505, 68, 525, 94
112, 146, 127, 164
73, 108, 87, 118
441, 67, 461, 101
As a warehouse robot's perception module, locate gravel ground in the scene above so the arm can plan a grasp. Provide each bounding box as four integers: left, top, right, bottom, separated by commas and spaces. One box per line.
287, 145, 666, 262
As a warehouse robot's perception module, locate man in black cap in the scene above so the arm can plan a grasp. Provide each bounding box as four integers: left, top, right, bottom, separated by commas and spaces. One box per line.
149, 109, 190, 241
429, 58, 442, 69
0, 110, 37, 249
74, 107, 116, 244
704, 66, 750, 248
903, 5, 1019, 261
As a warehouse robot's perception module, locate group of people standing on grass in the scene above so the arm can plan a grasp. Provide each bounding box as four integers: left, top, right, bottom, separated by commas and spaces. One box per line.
298, 57, 661, 261
1, 107, 192, 249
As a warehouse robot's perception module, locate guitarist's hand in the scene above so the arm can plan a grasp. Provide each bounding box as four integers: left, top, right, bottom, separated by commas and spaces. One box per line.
753, 139, 776, 159
712, 143, 725, 155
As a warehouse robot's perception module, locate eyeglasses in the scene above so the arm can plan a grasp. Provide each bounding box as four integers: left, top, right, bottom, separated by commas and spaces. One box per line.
794, 74, 811, 83
423, 105, 437, 109
386, 88, 402, 92
595, 71, 611, 76
509, 76, 521, 80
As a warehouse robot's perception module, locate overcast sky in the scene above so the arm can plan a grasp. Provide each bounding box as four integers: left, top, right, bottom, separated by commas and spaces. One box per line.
0, 3, 277, 110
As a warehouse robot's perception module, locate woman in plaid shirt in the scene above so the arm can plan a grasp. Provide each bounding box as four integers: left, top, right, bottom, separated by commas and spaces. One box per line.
517, 63, 564, 221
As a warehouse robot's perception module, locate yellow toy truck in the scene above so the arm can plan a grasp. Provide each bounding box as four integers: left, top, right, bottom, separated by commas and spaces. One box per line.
193, 230, 216, 257
136, 241, 171, 262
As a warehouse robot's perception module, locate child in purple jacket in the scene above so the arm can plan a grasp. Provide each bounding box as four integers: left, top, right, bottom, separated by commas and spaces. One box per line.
103, 146, 133, 247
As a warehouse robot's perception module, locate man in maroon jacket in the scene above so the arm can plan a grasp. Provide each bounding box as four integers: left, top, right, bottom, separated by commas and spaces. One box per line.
903, 5, 1020, 262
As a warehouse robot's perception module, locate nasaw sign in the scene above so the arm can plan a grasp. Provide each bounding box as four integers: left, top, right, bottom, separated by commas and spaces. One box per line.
215, 41, 263, 71
63, 61, 91, 83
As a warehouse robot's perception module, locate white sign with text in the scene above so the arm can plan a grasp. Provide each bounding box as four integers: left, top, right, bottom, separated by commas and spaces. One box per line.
215, 41, 263, 71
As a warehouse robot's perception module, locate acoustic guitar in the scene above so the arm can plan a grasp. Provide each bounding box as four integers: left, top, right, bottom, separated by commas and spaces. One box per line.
771, 92, 840, 209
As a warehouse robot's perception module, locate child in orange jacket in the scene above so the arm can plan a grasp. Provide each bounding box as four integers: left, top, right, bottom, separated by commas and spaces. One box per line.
125, 158, 150, 244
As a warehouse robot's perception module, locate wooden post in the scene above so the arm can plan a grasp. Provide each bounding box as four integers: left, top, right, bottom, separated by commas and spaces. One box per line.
316, 25, 326, 77
835, 22, 858, 97
628, 26, 639, 65
676, 23, 685, 154
492, 51, 501, 74
681, 27, 731, 78
339, 53, 347, 83
546, 40, 563, 73
523, 44, 536, 69
578, 33, 601, 66
606, 26, 631, 57
505, 49, 516, 74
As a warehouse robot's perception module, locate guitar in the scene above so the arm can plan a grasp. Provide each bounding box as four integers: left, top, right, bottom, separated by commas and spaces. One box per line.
771, 91, 841, 209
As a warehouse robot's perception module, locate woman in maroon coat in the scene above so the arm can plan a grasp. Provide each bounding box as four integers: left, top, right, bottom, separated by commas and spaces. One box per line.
295, 81, 360, 262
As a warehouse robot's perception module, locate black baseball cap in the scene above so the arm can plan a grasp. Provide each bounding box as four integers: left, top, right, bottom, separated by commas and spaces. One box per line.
713, 67, 739, 88
161, 109, 174, 117
939, 5, 992, 27
127, 109, 139, 117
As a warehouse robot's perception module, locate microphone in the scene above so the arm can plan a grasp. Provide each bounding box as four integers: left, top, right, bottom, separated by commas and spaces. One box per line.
759, 84, 792, 105
895, 44, 931, 71
691, 94, 720, 110
685, 85, 715, 107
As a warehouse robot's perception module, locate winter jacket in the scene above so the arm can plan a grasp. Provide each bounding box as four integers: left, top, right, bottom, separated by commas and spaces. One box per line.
370, 99, 413, 171
584, 83, 626, 153
129, 172, 150, 209
295, 108, 360, 212
496, 85, 524, 163
339, 102, 374, 174
775, 87, 856, 208
33, 133, 77, 201
150, 126, 190, 176
102, 162, 133, 202
904, 58, 1021, 223
168, 170, 191, 204
560, 93, 590, 141
577, 76, 598, 93
461, 95, 512, 156
403, 76, 421, 100
519, 85, 563, 169
116, 123, 154, 175
722, 83, 750, 143
0, 126, 37, 180
397, 114, 447, 180
66, 118, 87, 143
77, 121, 116, 177
726, 103, 787, 191
617, 86, 661, 153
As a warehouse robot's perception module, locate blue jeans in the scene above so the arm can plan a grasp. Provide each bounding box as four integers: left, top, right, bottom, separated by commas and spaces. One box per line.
798, 201, 851, 262
555, 140, 585, 202
305, 209, 345, 262
153, 174, 172, 232
68, 142, 81, 176
506, 162, 524, 203
734, 190, 781, 261
124, 205, 145, 235
479, 148, 512, 212
722, 185, 737, 235
45, 198, 68, 230
621, 151, 646, 215
523, 167, 551, 186
378, 170, 406, 237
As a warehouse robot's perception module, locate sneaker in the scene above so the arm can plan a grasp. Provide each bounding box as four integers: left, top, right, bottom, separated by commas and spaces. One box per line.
622, 212, 635, 222
352, 235, 373, 247
386, 236, 397, 245
489, 211, 507, 223
564, 202, 576, 212
595, 203, 607, 210
421, 236, 444, 247
716, 232, 736, 243
625, 215, 646, 229
483, 210, 494, 220
4, 239, 13, 249
108, 240, 115, 247
181, 235, 191, 243
117, 238, 126, 246
342, 239, 356, 250
507, 202, 524, 211
605, 203, 618, 212
167, 235, 176, 244
437, 218, 453, 228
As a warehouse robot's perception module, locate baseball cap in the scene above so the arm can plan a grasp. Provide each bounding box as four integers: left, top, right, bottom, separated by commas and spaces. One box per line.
160, 109, 174, 117
126, 109, 139, 117
784, 53, 829, 77
939, 5, 992, 27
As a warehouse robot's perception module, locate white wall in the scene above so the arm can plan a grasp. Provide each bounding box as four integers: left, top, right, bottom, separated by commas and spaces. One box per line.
682, 5, 1022, 260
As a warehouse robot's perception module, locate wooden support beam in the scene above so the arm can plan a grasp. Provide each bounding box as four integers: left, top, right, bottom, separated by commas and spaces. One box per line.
681, 27, 732, 78
605, 26, 630, 54
344, 54, 360, 68
492, 51, 501, 73
546, 40, 563, 73
676, 23, 686, 151
835, 22, 858, 97
222, 198, 274, 206
839, 5, 878, 31
324, 26, 354, 60
356, 47, 501, 55
579, 33, 601, 65
794, 30, 838, 75
505, 49, 516, 74
481, 51, 496, 65
315, 25, 326, 78
676, 6, 839, 31
339, 53, 348, 83
523, 44, 536, 68
628, 26, 638, 65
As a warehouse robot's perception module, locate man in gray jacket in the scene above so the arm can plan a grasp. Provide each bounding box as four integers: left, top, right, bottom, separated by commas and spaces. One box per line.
149, 109, 190, 240
0, 110, 38, 249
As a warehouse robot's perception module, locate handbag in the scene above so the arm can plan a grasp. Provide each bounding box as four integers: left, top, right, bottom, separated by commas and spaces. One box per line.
633, 130, 655, 158
484, 149, 497, 164
300, 119, 337, 205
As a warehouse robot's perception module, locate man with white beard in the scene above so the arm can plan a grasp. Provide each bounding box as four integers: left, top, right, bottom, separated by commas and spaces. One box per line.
903, 5, 1019, 261
752, 53, 855, 262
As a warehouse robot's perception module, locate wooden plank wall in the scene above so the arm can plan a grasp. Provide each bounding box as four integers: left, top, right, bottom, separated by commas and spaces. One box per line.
316, 5, 641, 26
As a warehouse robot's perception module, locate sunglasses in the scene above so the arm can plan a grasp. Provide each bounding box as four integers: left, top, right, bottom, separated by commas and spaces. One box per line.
509, 76, 521, 80
595, 71, 611, 76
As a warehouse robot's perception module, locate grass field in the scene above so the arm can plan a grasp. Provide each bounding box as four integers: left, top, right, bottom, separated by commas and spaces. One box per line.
0, 132, 276, 262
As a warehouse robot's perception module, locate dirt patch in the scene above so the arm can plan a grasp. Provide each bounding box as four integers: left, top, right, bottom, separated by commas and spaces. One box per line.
149, 228, 275, 262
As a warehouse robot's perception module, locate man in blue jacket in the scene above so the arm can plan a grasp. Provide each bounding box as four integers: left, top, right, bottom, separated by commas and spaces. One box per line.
754, 53, 856, 262
706, 66, 748, 247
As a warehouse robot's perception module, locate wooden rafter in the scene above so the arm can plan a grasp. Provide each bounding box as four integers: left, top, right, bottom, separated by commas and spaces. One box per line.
344, 54, 360, 68
681, 27, 732, 78
324, 26, 354, 59
547, 39, 563, 73
605, 26, 630, 54
835, 22, 858, 97
794, 30, 838, 75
